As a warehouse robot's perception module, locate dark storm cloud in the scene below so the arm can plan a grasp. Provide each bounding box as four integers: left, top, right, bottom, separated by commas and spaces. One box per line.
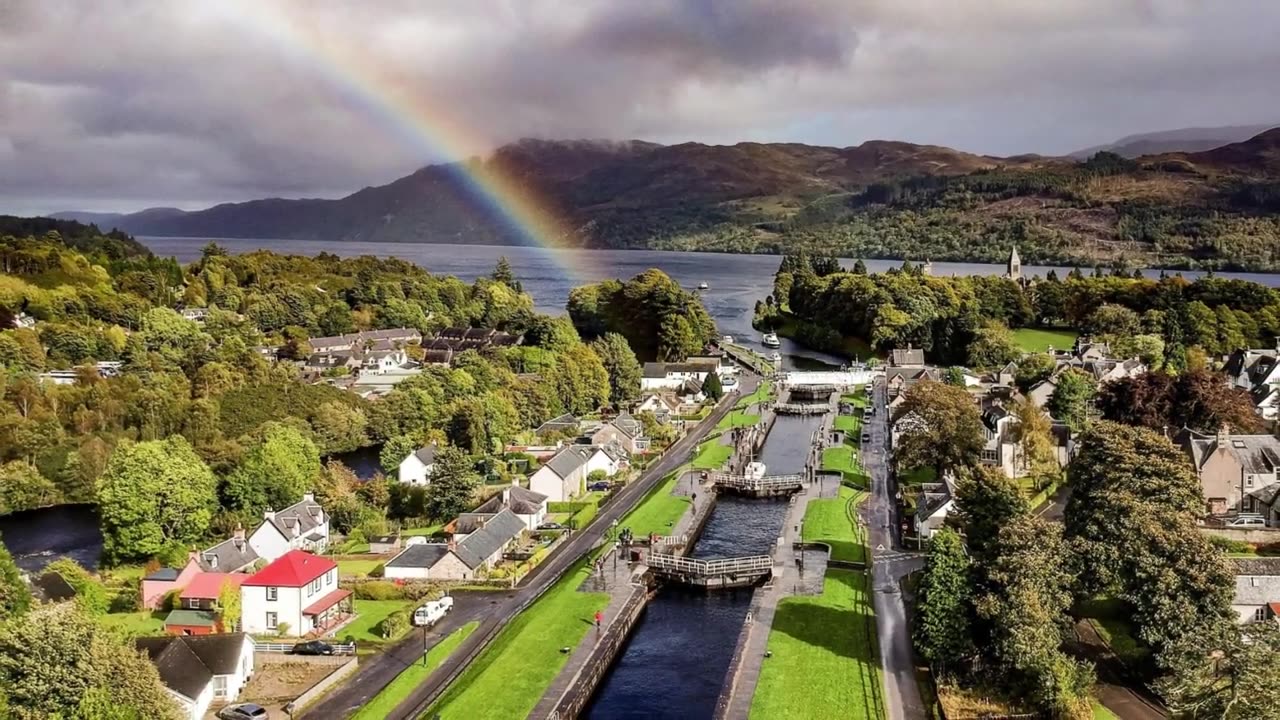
2, 0, 1279, 214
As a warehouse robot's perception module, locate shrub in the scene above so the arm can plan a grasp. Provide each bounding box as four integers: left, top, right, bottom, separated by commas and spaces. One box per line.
44, 558, 109, 615
369, 563, 385, 579
276, 621, 291, 637
351, 580, 401, 600
1207, 534, 1252, 554
378, 610, 410, 640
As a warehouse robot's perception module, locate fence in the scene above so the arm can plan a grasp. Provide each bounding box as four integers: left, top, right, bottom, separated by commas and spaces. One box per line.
647, 552, 772, 577
286, 656, 359, 715
255, 641, 357, 655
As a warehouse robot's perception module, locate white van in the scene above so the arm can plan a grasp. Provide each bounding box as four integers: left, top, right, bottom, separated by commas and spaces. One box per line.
1227, 515, 1267, 528
412, 597, 455, 627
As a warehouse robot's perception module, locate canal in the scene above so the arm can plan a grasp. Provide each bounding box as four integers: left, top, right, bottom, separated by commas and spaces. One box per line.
583, 414, 823, 719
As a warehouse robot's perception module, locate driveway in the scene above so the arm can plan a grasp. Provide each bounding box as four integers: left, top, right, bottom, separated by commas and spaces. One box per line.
304, 376, 756, 719
862, 377, 927, 720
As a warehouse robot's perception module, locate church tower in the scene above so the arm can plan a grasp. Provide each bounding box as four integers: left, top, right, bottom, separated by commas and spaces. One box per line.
1006, 246, 1022, 281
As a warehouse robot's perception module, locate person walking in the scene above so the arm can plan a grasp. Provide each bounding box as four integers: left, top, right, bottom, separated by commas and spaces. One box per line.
594, 610, 604, 634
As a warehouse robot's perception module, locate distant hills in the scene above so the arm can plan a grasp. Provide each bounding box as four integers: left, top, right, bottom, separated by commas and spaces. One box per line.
1070, 124, 1279, 159
49, 126, 1280, 270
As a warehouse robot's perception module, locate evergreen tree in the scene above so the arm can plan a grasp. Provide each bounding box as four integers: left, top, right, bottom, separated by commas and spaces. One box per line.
492, 256, 517, 289
423, 446, 480, 521
913, 528, 973, 675
853, 258, 868, 275
1046, 368, 1096, 432
701, 371, 724, 400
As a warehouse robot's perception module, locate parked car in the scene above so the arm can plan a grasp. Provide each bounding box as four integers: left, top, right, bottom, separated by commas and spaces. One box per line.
538, 522, 565, 530
588, 481, 611, 492
413, 597, 453, 627
218, 704, 269, 720
1227, 515, 1268, 528
861, 433, 871, 444
290, 640, 335, 656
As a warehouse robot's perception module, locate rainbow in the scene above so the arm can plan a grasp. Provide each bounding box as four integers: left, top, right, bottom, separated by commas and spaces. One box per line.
214, 1, 602, 280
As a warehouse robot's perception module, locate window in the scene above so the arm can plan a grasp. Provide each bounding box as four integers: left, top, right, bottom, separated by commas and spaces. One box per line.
186, 598, 200, 609
266, 587, 277, 601
265, 612, 277, 630
327, 569, 336, 586
213, 676, 228, 698
1255, 607, 1268, 623
981, 449, 999, 463
310, 578, 321, 595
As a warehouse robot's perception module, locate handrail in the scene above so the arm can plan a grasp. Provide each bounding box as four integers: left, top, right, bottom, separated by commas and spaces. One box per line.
708, 473, 804, 491
647, 552, 773, 576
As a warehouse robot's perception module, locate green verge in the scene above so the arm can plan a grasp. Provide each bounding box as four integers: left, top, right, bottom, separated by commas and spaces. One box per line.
821, 444, 868, 487
802, 486, 868, 564
692, 439, 733, 470
426, 560, 609, 719
832, 414, 862, 436
618, 471, 692, 537
735, 379, 774, 410
335, 558, 383, 577
343, 599, 419, 644
749, 570, 884, 720
1091, 700, 1120, 720
717, 410, 762, 430
352, 622, 479, 720
1012, 327, 1079, 353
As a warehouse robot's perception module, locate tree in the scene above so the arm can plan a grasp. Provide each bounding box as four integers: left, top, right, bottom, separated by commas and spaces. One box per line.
1014, 352, 1056, 392
1087, 303, 1141, 337
423, 446, 479, 521
892, 380, 985, 475
913, 528, 972, 674
591, 333, 642, 406
1096, 370, 1263, 434
966, 322, 1021, 368
701, 371, 724, 400
1046, 368, 1095, 432
309, 401, 369, 455
853, 258, 868, 275
223, 423, 321, 517
0, 537, 30, 622
97, 437, 218, 563
380, 434, 420, 475
1110, 333, 1164, 369
951, 465, 1028, 565
1157, 621, 1280, 720
1009, 398, 1058, 481
0, 603, 180, 719
941, 366, 966, 387
492, 256, 516, 288
216, 580, 241, 632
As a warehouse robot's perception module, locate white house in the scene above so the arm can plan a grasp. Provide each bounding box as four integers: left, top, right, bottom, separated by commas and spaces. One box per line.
456, 484, 548, 533
240, 550, 349, 636
248, 493, 330, 561
636, 393, 682, 424
1224, 344, 1280, 421
640, 359, 718, 392
915, 471, 958, 540
384, 510, 526, 581
398, 444, 438, 485
1230, 558, 1280, 624
590, 413, 649, 455
136, 634, 256, 720
529, 446, 619, 502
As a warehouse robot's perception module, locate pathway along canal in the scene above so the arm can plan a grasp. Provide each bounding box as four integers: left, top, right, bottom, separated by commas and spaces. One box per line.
583, 414, 823, 719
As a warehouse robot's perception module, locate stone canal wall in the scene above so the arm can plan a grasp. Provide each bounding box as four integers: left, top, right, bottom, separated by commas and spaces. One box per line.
545, 585, 651, 720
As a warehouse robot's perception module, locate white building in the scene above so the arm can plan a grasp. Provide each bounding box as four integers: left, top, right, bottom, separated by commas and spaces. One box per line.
528, 445, 619, 502
398, 444, 437, 485
384, 510, 526, 581
136, 634, 256, 720
248, 493, 329, 561
640, 359, 718, 392
240, 550, 349, 636
915, 471, 958, 540
1230, 558, 1280, 624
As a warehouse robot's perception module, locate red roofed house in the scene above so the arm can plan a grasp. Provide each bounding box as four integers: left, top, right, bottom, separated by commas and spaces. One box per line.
240, 550, 351, 636
162, 572, 249, 636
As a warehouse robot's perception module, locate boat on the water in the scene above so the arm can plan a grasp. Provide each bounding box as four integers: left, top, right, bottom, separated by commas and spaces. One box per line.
762, 332, 781, 348
722, 334, 735, 344
697, 282, 709, 290
745, 461, 767, 479
770, 351, 782, 362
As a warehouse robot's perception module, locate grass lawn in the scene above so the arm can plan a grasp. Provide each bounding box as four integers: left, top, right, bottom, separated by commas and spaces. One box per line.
735, 379, 774, 410
1076, 597, 1151, 668
898, 466, 937, 487
336, 557, 384, 577
839, 387, 869, 409
402, 522, 446, 538
427, 561, 608, 719
617, 472, 692, 537
802, 486, 868, 564
1092, 700, 1120, 720
833, 414, 862, 436
352, 622, 479, 720
1012, 327, 1079, 353
717, 410, 761, 430
342, 599, 418, 644
822, 444, 867, 486
692, 439, 733, 470
97, 610, 167, 636
749, 570, 884, 720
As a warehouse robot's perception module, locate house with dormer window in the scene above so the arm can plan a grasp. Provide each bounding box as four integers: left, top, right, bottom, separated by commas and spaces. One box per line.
248, 493, 330, 561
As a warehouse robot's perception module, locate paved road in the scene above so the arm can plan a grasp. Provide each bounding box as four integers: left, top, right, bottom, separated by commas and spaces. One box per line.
307, 376, 756, 719
863, 377, 928, 720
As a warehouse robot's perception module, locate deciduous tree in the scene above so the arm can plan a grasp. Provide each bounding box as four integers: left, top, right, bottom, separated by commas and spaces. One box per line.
591, 333, 642, 406
892, 380, 984, 475
1046, 368, 1095, 431
223, 422, 320, 517
0, 537, 30, 622
97, 437, 217, 563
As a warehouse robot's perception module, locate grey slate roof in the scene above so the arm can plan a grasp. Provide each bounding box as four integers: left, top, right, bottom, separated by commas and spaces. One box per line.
412, 444, 437, 465
468, 486, 548, 522
385, 543, 450, 569
263, 497, 325, 539
455, 510, 525, 569
544, 446, 593, 480
612, 413, 642, 439
1232, 557, 1280, 605
535, 413, 579, 436
136, 634, 250, 701
1179, 428, 1280, 474
144, 567, 181, 581
890, 348, 925, 367
197, 537, 259, 572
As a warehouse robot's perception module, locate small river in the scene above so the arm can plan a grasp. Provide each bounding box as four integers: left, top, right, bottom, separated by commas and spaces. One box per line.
583, 414, 822, 719
0, 504, 102, 572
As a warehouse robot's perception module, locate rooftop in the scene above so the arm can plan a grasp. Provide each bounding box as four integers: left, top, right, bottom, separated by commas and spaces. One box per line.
385, 543, 450, 569
243, 550, 335, 587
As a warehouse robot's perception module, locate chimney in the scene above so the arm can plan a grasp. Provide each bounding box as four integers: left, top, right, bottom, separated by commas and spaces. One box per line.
233, 526, 246, 550
447, 538, 457, 551
303, 492, 315, 503
264, 508, 275, 521
1217, 423, 1230, 448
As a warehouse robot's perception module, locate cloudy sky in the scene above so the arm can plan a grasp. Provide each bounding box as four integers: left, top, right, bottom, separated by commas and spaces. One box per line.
3, 0, 1279, 215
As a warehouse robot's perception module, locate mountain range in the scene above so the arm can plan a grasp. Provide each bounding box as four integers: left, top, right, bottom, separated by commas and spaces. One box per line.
53, 125, 1280, 270
1069, 123, 1279, 159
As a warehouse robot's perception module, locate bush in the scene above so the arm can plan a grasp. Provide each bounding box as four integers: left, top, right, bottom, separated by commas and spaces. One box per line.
378, 610, 410, 639
44, 558, 109, 615
369, 563, 385, 579
276, 621, 291, 637
351, 580, 401, 600
110, 579, 140, 613
1207, 534, 1252, 554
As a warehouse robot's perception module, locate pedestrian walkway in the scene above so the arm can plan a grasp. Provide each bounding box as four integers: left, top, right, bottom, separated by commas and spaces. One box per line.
528, 547, 644, 719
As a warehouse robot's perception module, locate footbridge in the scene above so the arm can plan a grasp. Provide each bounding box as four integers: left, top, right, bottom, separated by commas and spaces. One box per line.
707, 472, 805, 496
647, 552, 773, 589
779, 370, 877, 388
